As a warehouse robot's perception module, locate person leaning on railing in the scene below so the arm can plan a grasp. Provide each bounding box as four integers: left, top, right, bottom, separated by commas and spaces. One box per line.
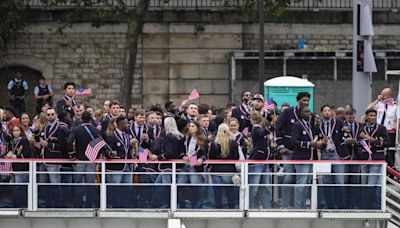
358, 108, 390, 210
7, 125, 31, 208
178, 120, 208, 209
149, 117, 184, 208
208, 123, 240, 209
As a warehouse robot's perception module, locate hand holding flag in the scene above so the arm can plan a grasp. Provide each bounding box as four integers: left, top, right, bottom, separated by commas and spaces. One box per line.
189, 155, 198, 166
263, 98, 275, 111
138, 146, 148, 163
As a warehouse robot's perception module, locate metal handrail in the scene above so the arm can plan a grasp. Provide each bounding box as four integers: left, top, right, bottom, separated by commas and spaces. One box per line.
23, 0, 400, 10
0, 159, 387, 212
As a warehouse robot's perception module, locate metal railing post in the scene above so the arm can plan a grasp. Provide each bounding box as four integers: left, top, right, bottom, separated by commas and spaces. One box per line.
239, 162, 245, 211
381, 162, 387, 211
244, 162, 249, 210
28, 161, 35, 210
171, 162, 177, 211
100, 162, 107, 211
311, 162, 318, 211
32, 161, 38, 211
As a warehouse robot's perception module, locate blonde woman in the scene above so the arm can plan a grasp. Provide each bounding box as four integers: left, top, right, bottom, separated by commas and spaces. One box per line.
208, 123, 239, 209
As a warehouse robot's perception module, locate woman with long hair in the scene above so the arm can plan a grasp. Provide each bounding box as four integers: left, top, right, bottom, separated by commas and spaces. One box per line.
248, 112, 272, 209
150, 117, 184, 208
229, 118, 248, 159
20, 113, 33, 140
7, 125, 31, 208
178, 120, 208, 209
209, 123, 240, 209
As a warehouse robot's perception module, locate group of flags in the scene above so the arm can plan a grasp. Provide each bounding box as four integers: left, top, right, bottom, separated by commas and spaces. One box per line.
84, 137, 149, 163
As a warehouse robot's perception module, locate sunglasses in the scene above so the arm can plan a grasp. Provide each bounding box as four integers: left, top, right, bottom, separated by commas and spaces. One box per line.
47, 113, 55, 116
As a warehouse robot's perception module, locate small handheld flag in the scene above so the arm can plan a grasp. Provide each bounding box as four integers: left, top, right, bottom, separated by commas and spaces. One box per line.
85, 137, 107, 162
263, 98, 275, 111
189, 155, 198, 167
242, 127, 249, 137
359, 139, 373, 160
0, 161, 11, 176
188, 88, 200, 101
76, 87, 92, 96
138, 146, 148, 163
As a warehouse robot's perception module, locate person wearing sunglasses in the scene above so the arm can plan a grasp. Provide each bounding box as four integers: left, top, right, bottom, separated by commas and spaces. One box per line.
38, 107, 68, 208
232, 91, 252, 132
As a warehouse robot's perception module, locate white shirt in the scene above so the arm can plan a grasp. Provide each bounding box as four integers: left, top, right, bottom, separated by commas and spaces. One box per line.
375, 102, 398, 131
188, 137, 197, 156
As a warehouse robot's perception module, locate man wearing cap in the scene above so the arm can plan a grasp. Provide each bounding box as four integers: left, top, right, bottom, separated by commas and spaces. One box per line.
367, 88, 398, 167
232, 91, 252, 132
275, 92, 313, 208
359, 109, 390, 209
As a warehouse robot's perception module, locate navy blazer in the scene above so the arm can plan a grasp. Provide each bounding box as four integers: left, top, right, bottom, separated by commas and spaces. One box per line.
42, 121, 67, 159
232, 104, 251, 132
128, 123, 151, 149
67, 123, 102, 160
344, 121, 363, 160
358, 124, 390, 160
315, 118, 350, 159
10, 137, 31, 171
291, 120, 314, 160
276, 106, 315, 150
105, 131, 134, 171
249, 125, 270, 160
208, 140, 239, 172
157, 133, 184, 170
56, 97, 75, 119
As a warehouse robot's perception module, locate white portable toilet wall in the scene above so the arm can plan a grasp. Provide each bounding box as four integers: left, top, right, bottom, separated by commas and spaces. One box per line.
264, 76, 315, 112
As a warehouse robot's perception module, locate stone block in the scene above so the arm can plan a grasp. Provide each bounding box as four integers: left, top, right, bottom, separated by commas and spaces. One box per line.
199, 64, 229, 79
199, 95, 229, 107
169, 79, 212, 94
142, 34, 169, 48
211, 80, 229, 94
143, 23, 169, 34
170, 49, 212, 64
198, 34, 242, 49
143, 63, 169, 79
143, 79, 169, 95
169, 34, 198, 49
143, 49, 169, 64
169, 64, 200, 79
212, 50, 230, 64
143, 94, 169, 106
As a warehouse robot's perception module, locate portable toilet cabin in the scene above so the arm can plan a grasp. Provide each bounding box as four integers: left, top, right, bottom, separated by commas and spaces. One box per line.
264, 76, 315, 112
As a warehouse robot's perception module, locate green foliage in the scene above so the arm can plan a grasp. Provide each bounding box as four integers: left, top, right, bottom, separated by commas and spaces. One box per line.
0, 0, 27, 55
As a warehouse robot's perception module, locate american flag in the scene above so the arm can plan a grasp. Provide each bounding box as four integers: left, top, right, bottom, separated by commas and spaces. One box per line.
85, 137, 107, 163
242, 127, 250, 137
188, 88, 200, 101
138, 146, 148, 163
0, 161, 11, 176
189, 155, 198, 167
359, 139, 373, 159
75, 87, 92, 96
263, 98, 275, 110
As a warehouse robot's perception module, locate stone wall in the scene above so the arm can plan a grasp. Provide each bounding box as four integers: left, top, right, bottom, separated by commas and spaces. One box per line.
2, 22, 400, 110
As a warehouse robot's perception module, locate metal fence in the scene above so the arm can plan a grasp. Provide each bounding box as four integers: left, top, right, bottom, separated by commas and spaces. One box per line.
23, 0, 399, 10
0, 159, 386, 212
